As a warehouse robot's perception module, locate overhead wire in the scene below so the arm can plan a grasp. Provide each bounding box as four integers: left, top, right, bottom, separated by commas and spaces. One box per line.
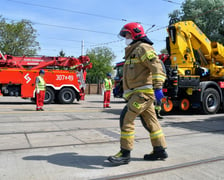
91, 24, 162, 47
90, 25, 167, 47
40, 37, 95, 44
5, 17, 117, 35
161, 0, 182, 5
33, 22, 117, 36
147, 26, 167, 33
90, 39, 123, 47
89, 2, 224, 48
6, 0, 153, 26
2, 0, 179, 56
40, 43, 82, 49
5, 0, 223, 54
4, 0, 175, 48
7, 0, 123, 21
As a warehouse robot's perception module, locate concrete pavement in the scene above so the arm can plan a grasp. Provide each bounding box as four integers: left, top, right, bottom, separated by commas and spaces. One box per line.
0, 95, 223, 180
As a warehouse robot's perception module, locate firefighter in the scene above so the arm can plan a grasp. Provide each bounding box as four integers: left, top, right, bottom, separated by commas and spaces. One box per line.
108, 22, 168, 165
102, 73, 113, 108
35, 69, 46, 111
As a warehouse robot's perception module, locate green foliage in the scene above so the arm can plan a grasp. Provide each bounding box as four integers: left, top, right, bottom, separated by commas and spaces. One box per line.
59, 50, 66, 57
169, 0, 224, 44
0, 16, 40, 56
86, 47, 115, 83
160, 48, 168, 54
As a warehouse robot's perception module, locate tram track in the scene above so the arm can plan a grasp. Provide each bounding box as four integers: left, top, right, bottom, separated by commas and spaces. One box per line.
0, 129, 223, 152
0, 117, 119, 124
97, 156, 224, 180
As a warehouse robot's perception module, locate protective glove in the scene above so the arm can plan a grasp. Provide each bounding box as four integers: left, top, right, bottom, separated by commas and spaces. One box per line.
154, 89, 164, 102
36, 89, 40, 94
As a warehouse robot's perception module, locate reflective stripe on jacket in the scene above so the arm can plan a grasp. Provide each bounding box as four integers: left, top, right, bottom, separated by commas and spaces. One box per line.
123, 85, 154, 99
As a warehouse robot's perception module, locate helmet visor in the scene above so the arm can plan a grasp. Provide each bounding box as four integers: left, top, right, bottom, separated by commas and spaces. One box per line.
119, 27, 129, 38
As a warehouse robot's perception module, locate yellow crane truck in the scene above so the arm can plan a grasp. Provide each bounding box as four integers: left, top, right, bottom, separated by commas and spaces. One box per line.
162, 18, 224, 114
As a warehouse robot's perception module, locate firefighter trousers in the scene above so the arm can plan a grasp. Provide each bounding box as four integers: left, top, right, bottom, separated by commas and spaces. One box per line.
103, 90, 111, 108
36, 91, 45, 110
120, 92, 167, 151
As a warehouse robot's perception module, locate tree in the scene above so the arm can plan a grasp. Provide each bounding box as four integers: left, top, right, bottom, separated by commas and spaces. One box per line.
160, 48, 168, 54
169, 0, 224, 44
86, 47, 115, 83
0, 16, 40, 56
59, 50, 66, 57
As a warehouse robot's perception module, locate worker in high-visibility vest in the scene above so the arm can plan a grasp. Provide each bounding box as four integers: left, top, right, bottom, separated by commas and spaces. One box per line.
102, 73, 113, 108
35, 69, 46, 111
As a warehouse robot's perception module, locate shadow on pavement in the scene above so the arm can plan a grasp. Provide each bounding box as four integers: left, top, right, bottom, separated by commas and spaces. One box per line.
23, 152, 143, 169
13, 109, 36, 111
0, 102, 33, 105
101, 107, 197, 117
102, 107, 202, 116
0, 101, 80, 105
165, 115, 224, 135
23, 152, 106, 169
161, 108, 202, 116
102, 108, 122, 115
88, 100, 126, 104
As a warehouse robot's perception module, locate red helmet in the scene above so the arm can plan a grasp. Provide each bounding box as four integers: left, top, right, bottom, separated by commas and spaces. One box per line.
119, 22, 146, 40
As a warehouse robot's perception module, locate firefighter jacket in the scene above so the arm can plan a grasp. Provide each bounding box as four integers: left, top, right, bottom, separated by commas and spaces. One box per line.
36, 76, 46, 91
123, 41, 166, 99
104, 78, 112, 91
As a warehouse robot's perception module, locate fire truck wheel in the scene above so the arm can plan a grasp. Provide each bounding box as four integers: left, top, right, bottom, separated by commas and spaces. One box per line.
44, 87, 55, 104
201, 88, 220, 114
179, 98, 190, 111
161, 99, 173, 112
58, 88, 76, 104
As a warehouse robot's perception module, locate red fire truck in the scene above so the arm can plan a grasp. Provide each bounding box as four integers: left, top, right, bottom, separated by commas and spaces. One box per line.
0, 52, 92, 104
113, 61, 124, 98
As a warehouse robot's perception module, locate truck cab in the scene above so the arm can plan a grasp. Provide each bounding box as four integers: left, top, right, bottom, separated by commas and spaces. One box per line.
162, 18, 224, 114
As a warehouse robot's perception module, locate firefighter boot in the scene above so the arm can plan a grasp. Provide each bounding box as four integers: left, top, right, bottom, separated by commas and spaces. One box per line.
155, 109, 163, 119
144, 146, 168, 161
107, 149, 130, 165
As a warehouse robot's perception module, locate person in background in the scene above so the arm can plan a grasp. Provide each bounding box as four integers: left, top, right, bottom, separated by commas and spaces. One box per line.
35, 69, 46, 111
102, 73, 113, 108
108, 22, 168, 165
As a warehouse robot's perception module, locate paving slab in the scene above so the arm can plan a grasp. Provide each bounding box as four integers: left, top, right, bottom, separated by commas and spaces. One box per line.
0, 134, 30, 150
69, 129, 117, 143
0, 95, 223, 180
0, 131, 224, 180
27, 132, 83, 147
0, 122, 60, 134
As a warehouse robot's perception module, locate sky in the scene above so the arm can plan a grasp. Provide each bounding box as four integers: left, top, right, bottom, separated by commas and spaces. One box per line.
1, 0, 184, 64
